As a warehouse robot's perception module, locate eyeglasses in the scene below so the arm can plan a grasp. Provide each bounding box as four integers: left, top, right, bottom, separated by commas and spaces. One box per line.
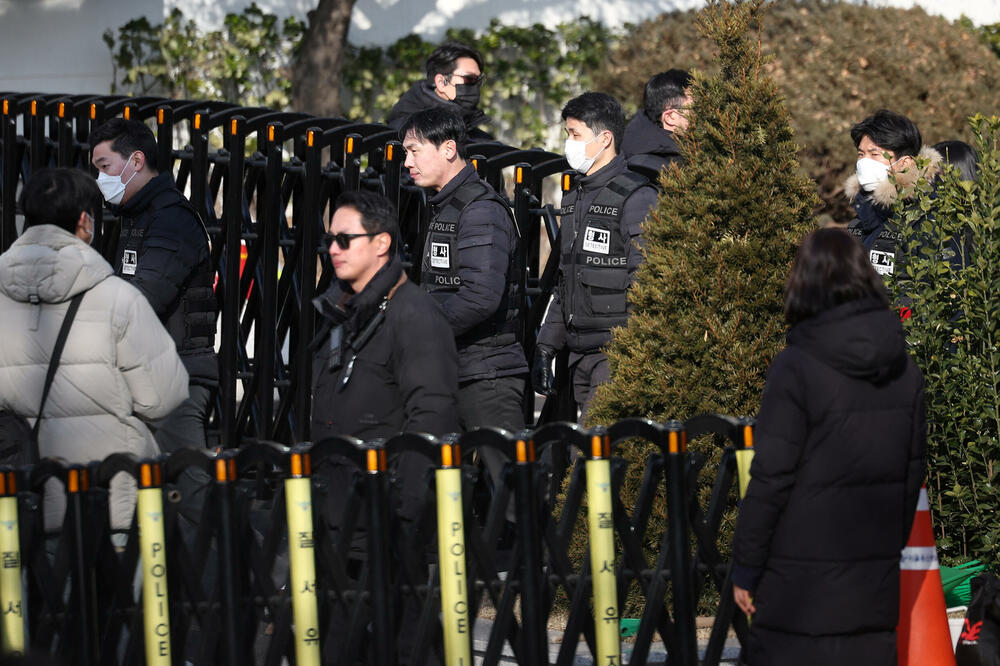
450, 72, 484, 86
323, 232, 378, 250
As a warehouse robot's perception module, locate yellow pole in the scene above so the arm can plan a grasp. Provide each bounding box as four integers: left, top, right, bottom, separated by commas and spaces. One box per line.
586, 433, 620, 664
436, 442, 472, 666
0, 471, 24, 656
285, 452, 321, 665
735, 424, 755, 500
137, 462, 170, 664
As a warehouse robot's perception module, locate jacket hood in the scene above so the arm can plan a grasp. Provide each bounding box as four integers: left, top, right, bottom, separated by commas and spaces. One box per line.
844, 145, 942, 208
114, 171, 176, 217
0, 224, 112, 303
786, 299, 907, 385
391, 81, 489, 132
621, 113, 682, 160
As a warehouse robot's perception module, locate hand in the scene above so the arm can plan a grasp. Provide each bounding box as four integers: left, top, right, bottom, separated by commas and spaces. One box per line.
733, 584, 756, 616
531, 346, 557, 396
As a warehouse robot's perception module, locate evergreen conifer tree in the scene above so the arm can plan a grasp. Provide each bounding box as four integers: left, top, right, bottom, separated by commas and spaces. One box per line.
588, 0, 818, 496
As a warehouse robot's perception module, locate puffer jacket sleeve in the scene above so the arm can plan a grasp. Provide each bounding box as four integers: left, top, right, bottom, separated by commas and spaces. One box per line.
732, 350, 807, 592
115, 282, 189, 419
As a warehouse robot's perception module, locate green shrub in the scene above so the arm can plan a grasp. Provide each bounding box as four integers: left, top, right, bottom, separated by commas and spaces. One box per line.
891, 115, 1000, 566
585, 0, 818, 613
592, 0, 1000, 223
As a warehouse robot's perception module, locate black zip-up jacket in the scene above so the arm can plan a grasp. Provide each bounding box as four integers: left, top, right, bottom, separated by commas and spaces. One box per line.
111, 171, 217, 385
311, 257, 459, 442
732, 299, 926, 638
621, 112, 683, 174
537, 154, 658, 353
422, 164, 527, 382
386, 81, 493, 141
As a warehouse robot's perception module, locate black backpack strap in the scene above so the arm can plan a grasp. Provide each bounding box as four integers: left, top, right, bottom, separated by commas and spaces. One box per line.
30, 292, 85, 451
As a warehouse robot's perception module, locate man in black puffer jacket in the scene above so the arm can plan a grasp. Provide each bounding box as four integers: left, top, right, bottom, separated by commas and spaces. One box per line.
90, 118, 217, 454
533, 92, 658, 420
386, 41, 493, 141
620, 69, 691, 176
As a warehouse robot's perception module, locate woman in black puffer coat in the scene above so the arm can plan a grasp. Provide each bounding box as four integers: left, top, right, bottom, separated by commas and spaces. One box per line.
732, 228, 926, 666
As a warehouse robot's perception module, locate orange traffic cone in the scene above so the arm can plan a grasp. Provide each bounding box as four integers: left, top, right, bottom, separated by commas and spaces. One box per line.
898, 485, 956, 665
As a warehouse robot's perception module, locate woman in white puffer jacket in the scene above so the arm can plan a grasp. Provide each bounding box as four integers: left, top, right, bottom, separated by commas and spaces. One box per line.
0, 168, 189, 532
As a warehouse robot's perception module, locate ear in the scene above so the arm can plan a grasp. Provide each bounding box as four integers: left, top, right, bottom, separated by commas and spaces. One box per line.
73, 211, 92, 242
660, 109, 672, 130
375, 232, 392, 258
434, 73, 449, 93
133, 150, 147, 172
442, 139, 458, 160
894, 155, 915, 172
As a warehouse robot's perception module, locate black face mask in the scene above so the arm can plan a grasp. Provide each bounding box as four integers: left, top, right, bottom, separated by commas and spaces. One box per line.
453, 82, 481, 111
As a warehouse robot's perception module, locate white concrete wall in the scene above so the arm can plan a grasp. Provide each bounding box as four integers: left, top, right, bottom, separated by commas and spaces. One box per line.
2, 0, 998, 96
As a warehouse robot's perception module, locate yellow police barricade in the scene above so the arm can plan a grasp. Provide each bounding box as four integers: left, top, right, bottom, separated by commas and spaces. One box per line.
285, 450, 321, 665
137, 461, 171, 665
436, 441, 472, 666
586, 431, 620, 665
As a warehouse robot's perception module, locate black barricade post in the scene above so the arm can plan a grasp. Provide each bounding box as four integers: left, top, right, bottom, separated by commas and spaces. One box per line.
155, 106, 174, 173
220, 116, 246, 447
294, 128, 323, 442
664, 421, 697, 665
66, 465, 98, 665
136, 460, 171, 665
0, 470, 24, 655
256, 122, 282, 438
1, 98, 18, 252
189, 112, 210, 224
56, 101, 73, 168
514, 432, 546, 666
28, 99, 44, 173
214, 454, 243, 666
383, 140, 402, 213
284, 448, 321, 665
343, 133, 361, 192
364, 444, 394, 665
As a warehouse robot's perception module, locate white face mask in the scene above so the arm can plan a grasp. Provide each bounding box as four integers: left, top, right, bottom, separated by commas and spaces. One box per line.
855, 157, 899, 192
96, 152, 138, 205
564, 134, 607, 174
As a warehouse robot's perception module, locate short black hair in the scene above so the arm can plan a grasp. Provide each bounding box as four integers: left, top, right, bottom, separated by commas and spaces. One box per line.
934, 140, 979, 181
88, 117, 159, 172
850, 109, 921, 159
425, 41, 484, 83
334, 190, 399, 251
19, 168, 102, 234
642, 69, 692, 123
398, 107, 468, 159
784, 228, 889, 326
561, 92, 626, 153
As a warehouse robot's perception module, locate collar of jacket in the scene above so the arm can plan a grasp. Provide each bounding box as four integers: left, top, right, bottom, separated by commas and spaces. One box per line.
400, 81, 489, 131
621, 112, 681, 160
578, 153, 628, 193
429, 162, 480, 208
313, 254, 405, 330
843, 145, 943, 208
111, 171, 177, 218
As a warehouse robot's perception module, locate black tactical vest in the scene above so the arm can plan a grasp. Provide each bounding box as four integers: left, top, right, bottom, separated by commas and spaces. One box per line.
421, 180, 522, 345
559, 171, 648, 332
117, 189, 216, 352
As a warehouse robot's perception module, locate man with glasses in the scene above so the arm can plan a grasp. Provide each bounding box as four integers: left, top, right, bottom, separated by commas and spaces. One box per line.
387, 41, 493, 141
621, 69, 693, 175
311, 189, 459, 444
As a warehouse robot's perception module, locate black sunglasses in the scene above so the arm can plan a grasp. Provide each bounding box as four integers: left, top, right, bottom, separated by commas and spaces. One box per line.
451, 72, 484, 86
323, 232, 378, 250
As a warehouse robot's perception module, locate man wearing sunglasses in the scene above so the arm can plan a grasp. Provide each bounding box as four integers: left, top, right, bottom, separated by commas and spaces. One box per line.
311, 189, 458, 445
401, 108, 526, 520
387, 41, 493, 141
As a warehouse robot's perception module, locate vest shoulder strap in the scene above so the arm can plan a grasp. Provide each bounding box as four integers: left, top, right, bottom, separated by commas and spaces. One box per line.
437, 180, 519, 237
591, 171, 649, 209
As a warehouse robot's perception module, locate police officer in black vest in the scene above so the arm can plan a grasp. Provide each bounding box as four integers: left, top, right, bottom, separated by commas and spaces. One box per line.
401, 108, 527, 505
90, 119, 217, 454
533, 93, 658, 420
